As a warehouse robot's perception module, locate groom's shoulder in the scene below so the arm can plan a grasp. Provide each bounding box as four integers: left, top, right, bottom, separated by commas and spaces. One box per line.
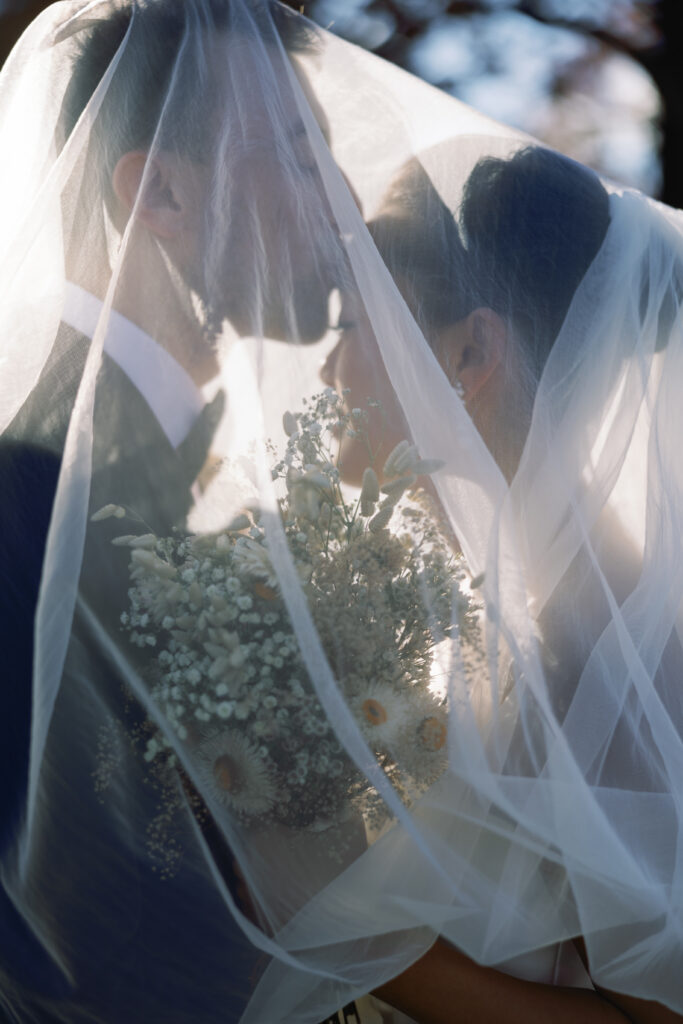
0, 320, 87, 851
0, 439, 61, 853
0, 439, 62, 606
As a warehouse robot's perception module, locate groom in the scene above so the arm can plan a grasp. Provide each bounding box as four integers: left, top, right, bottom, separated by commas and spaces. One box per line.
0, 2, 342, 1019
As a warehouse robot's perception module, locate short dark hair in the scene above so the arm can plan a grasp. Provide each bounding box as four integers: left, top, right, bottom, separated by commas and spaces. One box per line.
59, 0, 314, 173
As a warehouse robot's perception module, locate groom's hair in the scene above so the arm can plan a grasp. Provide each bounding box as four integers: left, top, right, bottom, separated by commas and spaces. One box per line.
58, 0, 314, 207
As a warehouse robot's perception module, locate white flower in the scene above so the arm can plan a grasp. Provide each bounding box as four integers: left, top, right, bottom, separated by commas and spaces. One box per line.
208, 655, 231, 681
368, 506, 393, 533
129, 533, 158, 549
394, 709, 449, 789
380, 474, 416, 498
90, 503, 126, 522
196, 730, 277, 817
130, 549, 177, 580
417, 713, 448, 752
289, 480, 321, 521
360, 467, 380, 504
382, 441, 411, 479
143, 737, 160, 762
351, 681, 412, 750
229, 647, 247, 667
283, 411, 298, 437
232, 538, 277, 588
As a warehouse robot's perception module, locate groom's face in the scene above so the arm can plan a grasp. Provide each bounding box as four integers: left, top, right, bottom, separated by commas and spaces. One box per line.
169, 35, 340, 342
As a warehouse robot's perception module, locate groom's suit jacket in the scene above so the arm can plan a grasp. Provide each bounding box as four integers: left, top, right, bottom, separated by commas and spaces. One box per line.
0, 319, 258, 1023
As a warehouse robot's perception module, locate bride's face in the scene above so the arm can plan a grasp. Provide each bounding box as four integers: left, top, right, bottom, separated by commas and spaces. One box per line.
320, 289, 475, 487
320, 292, 409, 487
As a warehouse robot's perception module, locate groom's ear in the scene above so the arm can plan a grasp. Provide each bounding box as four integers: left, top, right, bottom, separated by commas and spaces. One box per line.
441, 307, 507, 401
112, 151, 187, 239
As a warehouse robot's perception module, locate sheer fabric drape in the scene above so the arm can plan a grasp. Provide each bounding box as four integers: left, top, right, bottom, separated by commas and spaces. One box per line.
1, 2, 683, 1021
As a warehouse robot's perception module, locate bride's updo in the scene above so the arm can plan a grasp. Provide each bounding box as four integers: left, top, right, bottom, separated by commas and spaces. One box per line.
368, 158, 470, 338
370, 145, 611, 387
459, 146, 611, 383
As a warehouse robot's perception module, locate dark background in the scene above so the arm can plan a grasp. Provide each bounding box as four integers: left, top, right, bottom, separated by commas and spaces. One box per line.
1, 0, 681, 205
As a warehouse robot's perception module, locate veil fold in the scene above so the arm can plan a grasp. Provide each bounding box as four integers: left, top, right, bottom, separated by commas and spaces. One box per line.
1, 2, 683, 1020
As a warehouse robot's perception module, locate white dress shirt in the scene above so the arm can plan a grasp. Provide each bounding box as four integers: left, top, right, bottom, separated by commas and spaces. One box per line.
62, 283, 205, 450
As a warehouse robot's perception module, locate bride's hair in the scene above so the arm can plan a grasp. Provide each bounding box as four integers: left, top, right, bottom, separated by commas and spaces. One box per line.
460, 146, 611, 383
371, 146, 610, 391
368, 160, 470, 338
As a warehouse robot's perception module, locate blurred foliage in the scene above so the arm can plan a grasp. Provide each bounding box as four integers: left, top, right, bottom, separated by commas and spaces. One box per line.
2, 1, 681, 202
284, 0, 670, 199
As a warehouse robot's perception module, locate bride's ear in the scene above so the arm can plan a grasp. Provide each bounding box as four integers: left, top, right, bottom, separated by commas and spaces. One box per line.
440, 307, 507, 401
112, 151, 186, 239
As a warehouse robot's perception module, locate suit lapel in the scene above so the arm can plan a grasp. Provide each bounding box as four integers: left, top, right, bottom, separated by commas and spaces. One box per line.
7, 321, 214, 534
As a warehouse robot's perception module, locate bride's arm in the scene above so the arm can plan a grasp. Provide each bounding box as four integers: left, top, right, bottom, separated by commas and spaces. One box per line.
373, 936, 681, 1024
572, 940, 683, 1024
592, 986, 683, 1024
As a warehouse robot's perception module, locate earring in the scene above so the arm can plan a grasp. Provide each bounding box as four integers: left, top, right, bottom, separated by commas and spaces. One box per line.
454, 378, 465, 401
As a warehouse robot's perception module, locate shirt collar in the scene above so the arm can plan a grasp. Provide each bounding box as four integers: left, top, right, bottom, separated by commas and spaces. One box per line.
62, 283, 205, 450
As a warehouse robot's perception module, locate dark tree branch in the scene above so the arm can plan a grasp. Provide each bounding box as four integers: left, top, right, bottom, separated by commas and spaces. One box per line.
513, 1, 656, 65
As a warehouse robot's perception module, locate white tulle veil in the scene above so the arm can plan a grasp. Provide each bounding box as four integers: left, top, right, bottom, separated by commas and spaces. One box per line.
1, 1, 683, 1021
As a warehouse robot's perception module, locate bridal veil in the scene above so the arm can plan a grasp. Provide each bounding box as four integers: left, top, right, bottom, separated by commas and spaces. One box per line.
1, 1, 683, 1020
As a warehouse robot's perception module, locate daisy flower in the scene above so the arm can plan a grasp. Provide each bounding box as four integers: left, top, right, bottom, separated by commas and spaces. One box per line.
195, 729, 277, 818
393, 699, 449, 789
350, 681, 412, 751
231, 537, 277, 589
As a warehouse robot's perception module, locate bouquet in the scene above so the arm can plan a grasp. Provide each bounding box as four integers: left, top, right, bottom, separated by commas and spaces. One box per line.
94, 389, 482, 842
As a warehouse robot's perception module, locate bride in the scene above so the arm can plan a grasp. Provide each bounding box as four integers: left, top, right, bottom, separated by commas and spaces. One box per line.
324, 143, 683, 1023
1, 1, 683, 1022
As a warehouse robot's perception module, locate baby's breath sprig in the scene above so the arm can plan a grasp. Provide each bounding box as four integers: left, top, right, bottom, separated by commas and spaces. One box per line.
94, 391, 483, 868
